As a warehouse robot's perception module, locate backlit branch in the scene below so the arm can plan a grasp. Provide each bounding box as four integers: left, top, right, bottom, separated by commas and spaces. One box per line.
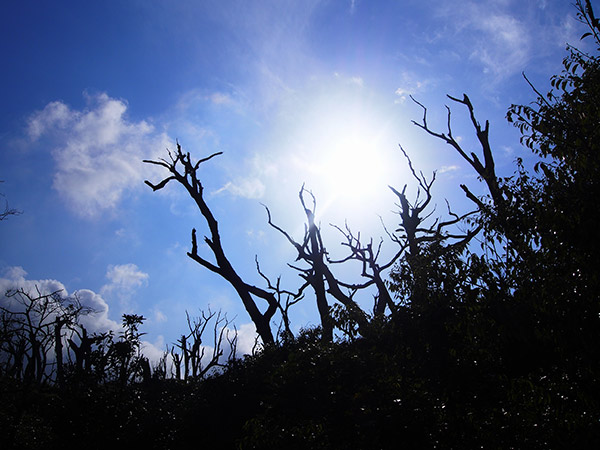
144, 143, 278, 345
265, 186, 371, 341
410, 94, 504, 211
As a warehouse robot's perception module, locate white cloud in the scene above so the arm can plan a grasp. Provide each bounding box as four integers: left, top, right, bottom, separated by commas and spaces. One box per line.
246, 228, 266, 242
470, 13, 530, 78
0, 266, 120, 335
334, 72, 365, 88
0, 266, 166, 362
141, 335, 168, 364
439, 165, 460, 174
27, 101, 73, 140
27, 93, 172, 219
0, 266, 64, 301
349, 0, 357, 15
434, 1, 533, 80
210, 92, 234, 105
350, 76, 364, 87
176, 88, 242, 112
100, 263, 149, 308
104, 263, 149, 291
152, 307, 168, 324
501, 145, 515, 156
394, 72, 429, 103
2, 265, 28, 281
235, 322, 259, 356
213, 178, 266, 199
471, 15, 531, 78
75, 289, 121, 334
212, 151, 279, 200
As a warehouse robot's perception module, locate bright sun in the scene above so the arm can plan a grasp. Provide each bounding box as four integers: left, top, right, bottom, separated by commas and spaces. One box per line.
315, 122, 388, 199
299, 95, 396, 211
278, 81, 408, 227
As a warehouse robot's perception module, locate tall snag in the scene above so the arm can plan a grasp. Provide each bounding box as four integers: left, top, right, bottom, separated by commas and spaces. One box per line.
144, 143, 278, 345
264, 187, 371, 342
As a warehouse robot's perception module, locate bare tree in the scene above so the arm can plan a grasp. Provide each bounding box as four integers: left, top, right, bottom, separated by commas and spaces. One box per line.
265, 187, 371, 341
170, 308, 237, 380
254, 256, 303, 342
144, 143, 279, 345
0, 287, 91, 384
411, 95, 505, 223
0, 181, 21, 221
328, 222, 399, 317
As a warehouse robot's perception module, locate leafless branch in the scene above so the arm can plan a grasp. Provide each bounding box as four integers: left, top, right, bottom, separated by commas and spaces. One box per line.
144, 143, 277, 344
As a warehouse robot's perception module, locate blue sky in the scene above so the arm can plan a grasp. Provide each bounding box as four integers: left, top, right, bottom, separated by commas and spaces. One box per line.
0, 0, 591, 358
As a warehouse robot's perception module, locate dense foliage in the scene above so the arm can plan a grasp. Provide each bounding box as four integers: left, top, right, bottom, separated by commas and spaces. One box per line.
1, 2, 599, 448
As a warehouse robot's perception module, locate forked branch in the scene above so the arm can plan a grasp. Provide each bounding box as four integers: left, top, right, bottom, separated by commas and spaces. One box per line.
144, 143, 278, 345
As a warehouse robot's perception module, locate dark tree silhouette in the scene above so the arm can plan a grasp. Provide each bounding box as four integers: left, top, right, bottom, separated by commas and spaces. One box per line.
263, 187, 371, 342
144, 145, 279, 345
0, 287, 91, 384
0, 180, 21, 221
169, 308, 237, 380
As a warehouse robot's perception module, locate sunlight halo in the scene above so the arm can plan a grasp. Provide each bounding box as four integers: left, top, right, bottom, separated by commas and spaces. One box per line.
289, 85, 400, 223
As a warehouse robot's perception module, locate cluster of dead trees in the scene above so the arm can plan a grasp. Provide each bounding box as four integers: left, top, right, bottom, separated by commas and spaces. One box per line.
0, 286, 237, 385
143, 91, 507, 347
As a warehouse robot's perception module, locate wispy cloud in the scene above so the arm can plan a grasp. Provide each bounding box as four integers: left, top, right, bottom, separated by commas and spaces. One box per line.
213, 151, 279, 200
152, 308, 168, 324
431, 1, 535, 81
213, 178, 266, 199
470, 12, 530, 78
439, 165, 460, 174
434, 0, 581, 82
210, 92, 234, 105
176, 88, 244, 112
27, 93, 172, 218
394, 71, 431, 103
334, 72, 364, 87
100, 263, 149, 309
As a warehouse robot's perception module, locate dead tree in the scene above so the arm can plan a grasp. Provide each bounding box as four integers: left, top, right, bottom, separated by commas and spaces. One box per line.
0, 287, 90, 384
144, 143, 279, 345
410, 94, 537, 267
0, 180, 21, 222
171, 308, 237, 380
389, 145, 481, 307
254, 256, 303, 341
327, 146, 478, 316
265, 186, 370, 342
411, 95, 503, 211
67, 325, 96, 375
328, 222, 400, 317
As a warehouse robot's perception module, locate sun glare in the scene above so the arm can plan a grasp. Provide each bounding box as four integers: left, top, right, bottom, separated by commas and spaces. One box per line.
299, 94, 397, 219
316, 124, 387, 199
275, 80, 415, 230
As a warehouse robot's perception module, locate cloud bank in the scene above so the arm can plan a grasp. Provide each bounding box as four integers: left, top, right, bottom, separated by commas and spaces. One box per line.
0, 266, 119, 334
27, 93, 172, 219
0, 265, 166, 363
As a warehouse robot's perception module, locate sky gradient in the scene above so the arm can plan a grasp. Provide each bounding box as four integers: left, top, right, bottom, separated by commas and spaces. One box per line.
0, 0, 592, 358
